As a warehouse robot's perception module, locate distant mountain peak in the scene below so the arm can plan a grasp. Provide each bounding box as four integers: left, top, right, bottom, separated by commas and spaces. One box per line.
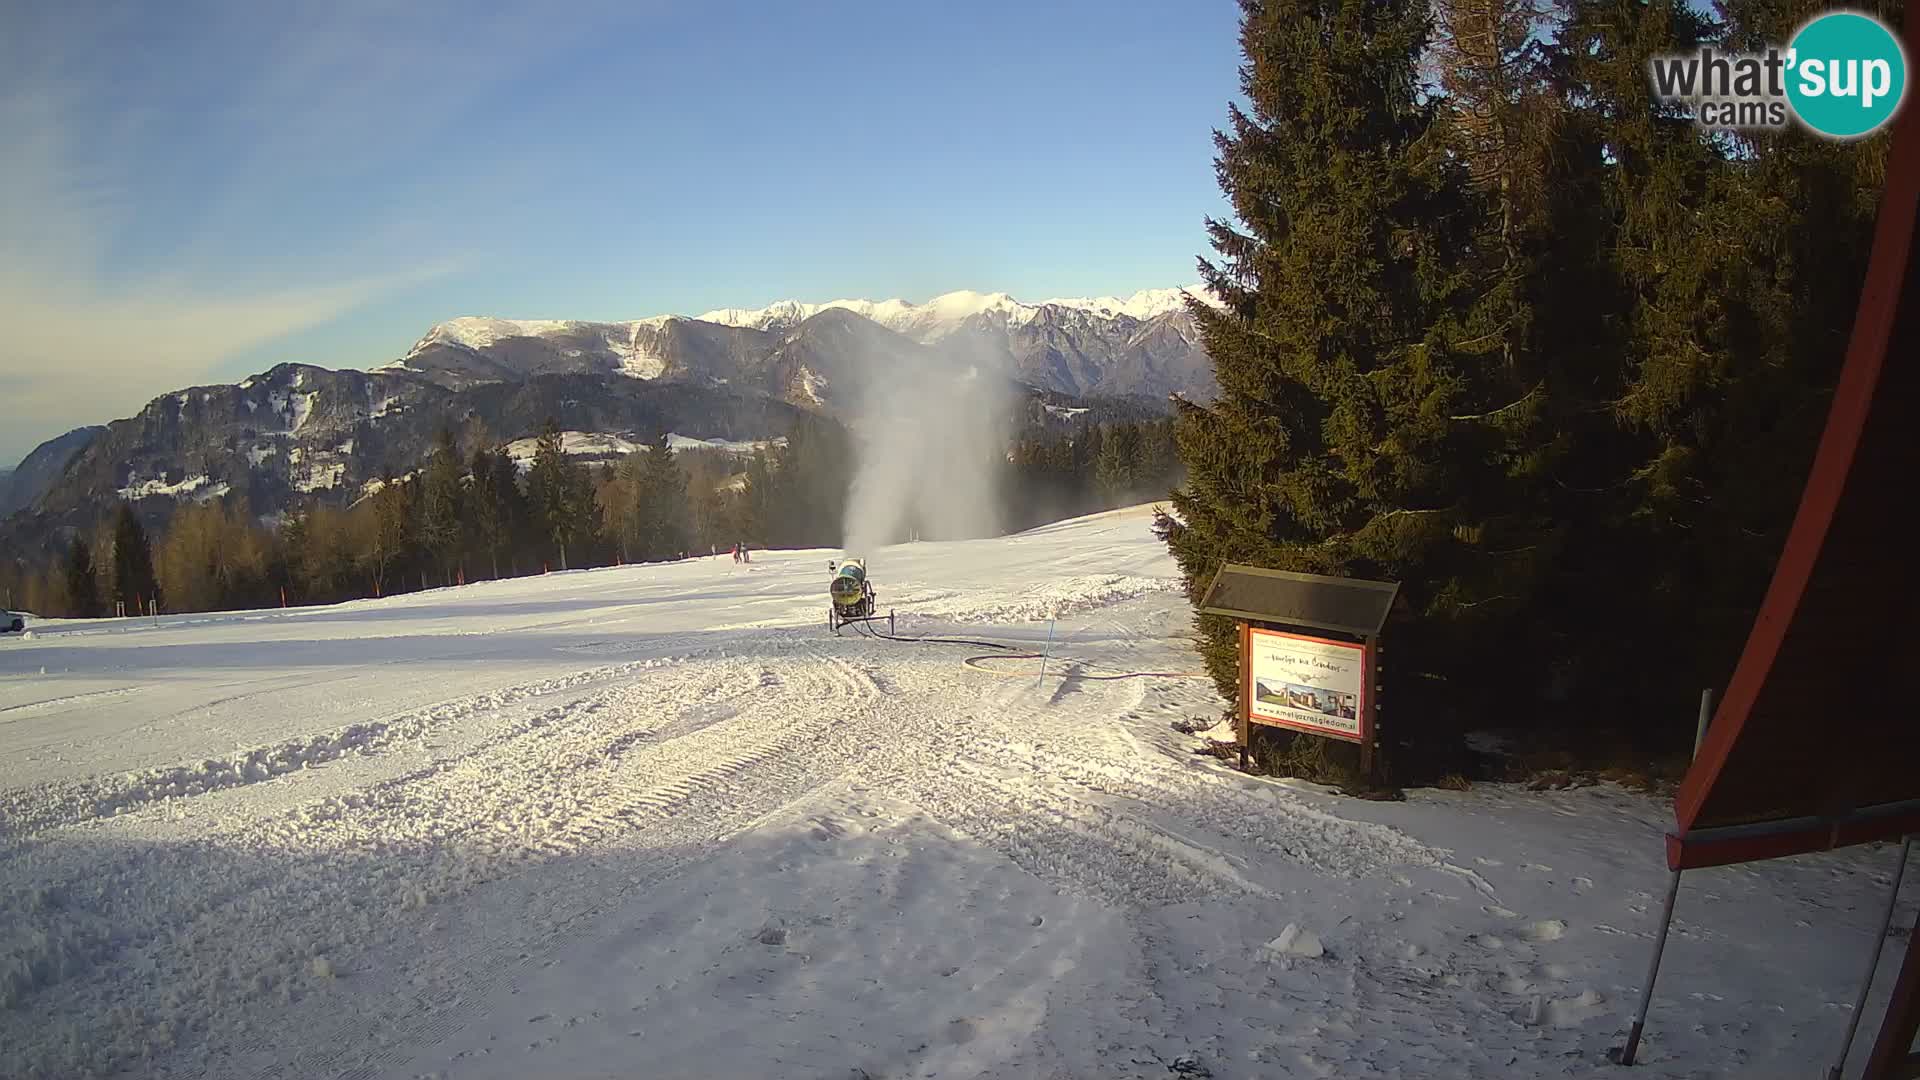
387, 287, 1214, 373
1039, 286, 1219, 322
1, 282, 1221, 553
695, 284, 1218, 340
372, 287, 1219, 405
415, 317, 585, 352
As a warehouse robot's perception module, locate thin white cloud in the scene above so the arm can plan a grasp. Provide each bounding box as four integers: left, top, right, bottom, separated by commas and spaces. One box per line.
0, 0, 646, 464
0, 89, 455, 461
0, 262, 461, 447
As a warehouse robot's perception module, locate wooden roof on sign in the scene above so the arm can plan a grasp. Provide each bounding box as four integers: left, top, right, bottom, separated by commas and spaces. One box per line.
1196, 564, 1399, 639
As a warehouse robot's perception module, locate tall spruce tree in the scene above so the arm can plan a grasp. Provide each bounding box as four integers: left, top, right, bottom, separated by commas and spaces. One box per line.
1576, 0, 1890, 715
365, 474, 414, 597
742, 448, 776, 547
1159, 0, 1551, 771
637, 431, 689, 560
1426, 0, 1595, 698
1543, 0, 1736, 718
469, 446, 518, 579
1135, 418, 1178, 496
602, 455, 640, 562
419, 427, 467, 585
1095, 423, 1140, 502
526, 418, 594, 571
65, 537, 102, 618
111, 504, 158, 612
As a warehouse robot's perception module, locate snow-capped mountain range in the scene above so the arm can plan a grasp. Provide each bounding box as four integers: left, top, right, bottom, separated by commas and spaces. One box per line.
406, 286, 1212, 356
387, 284, 1219, 407
2, 285, 1218, 552
694, 285, 1215, 338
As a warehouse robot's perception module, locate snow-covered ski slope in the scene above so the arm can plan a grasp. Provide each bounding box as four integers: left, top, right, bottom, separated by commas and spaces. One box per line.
1, 504, 1911, 1079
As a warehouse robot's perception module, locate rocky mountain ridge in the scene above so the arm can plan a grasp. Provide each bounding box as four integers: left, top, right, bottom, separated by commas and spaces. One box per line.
2, 286, 1217, 556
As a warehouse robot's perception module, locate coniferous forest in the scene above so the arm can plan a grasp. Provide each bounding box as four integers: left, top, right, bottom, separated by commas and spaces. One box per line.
1156, 0, 1892, 779
0, 414, 1181, 621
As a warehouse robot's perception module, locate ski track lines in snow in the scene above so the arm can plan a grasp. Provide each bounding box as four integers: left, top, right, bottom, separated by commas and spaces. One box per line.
0, 506, 1908, 1079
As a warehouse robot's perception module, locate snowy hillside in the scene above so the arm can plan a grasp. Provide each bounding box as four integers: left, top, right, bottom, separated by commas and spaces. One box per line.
0, 505, 1908, 1079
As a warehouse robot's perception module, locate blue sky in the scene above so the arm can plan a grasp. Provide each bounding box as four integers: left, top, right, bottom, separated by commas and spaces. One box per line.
0, 0, 1241, 464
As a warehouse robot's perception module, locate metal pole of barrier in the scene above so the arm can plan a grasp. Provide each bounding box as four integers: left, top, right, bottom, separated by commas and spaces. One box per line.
1619, 868, 1684, 1066
1036, 618, 1056, 690
1693, 688, 1713, 757
1828, 835, 1915, 1080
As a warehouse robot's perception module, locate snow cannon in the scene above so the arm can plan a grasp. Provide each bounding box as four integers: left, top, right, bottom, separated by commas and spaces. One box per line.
830, 561, 870, 613
827, 559, 889, 632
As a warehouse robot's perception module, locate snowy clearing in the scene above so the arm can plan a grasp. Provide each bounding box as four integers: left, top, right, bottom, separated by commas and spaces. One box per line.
1, 505, 1911, 1079
500, 431, 781, 469
116, 474, 223, 502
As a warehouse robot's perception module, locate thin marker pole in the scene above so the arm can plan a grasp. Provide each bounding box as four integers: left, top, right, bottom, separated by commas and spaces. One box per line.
1036, 618, 1056, 690
1693, 688, 1714, 758
1620, 868, 1684, 1065
1827, 835, 1914, 1080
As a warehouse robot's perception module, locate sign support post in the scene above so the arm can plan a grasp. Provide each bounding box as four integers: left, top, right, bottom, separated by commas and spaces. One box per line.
1863, 893, 1920, 1079
1237, 620, 1252, 772
1618, 870, 1683, 1066
1831, 835, 1914, 1080
1692, 688, 1713, 757
1198, 565, 1399, 786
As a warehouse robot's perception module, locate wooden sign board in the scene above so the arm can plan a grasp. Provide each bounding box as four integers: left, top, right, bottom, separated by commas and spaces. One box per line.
1199, 564, 1398, 777
1240, 624, 1370, 744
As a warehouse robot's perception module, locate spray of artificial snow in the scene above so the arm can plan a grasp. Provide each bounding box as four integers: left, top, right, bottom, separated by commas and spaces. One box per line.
842, 348, 1011, 555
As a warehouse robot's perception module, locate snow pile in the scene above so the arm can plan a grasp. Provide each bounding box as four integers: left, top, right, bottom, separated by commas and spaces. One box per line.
0, 721, 395, 837
906, 573, 1182, 623
1263, 923, 1325, 959
1190, 715, 1237, 742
